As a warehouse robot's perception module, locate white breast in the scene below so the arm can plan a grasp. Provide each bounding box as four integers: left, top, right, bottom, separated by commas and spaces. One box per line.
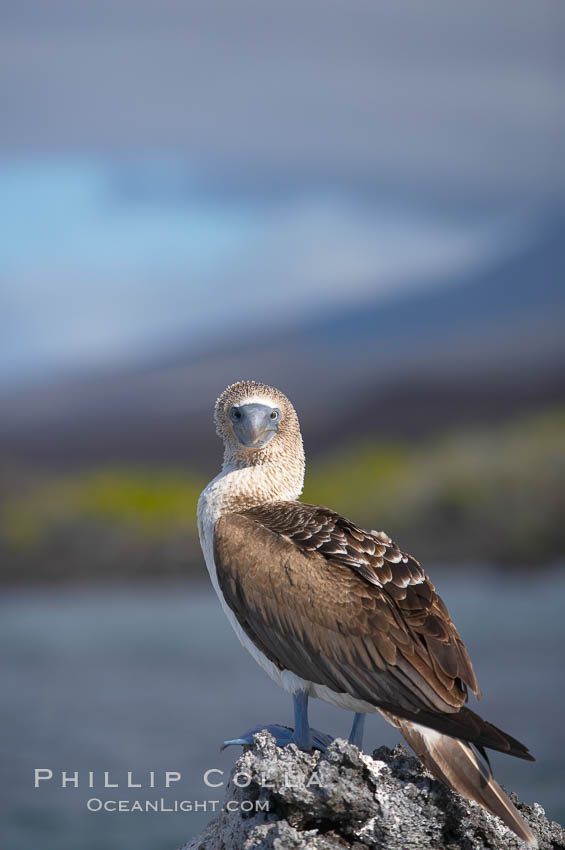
197, 473, 285, 688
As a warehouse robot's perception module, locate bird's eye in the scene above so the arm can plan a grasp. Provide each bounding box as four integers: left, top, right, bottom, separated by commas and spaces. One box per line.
230, 407, 241, 420
270, 409, 280, 421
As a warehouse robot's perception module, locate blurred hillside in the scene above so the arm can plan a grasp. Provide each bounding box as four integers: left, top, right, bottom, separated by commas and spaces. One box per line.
2, 406, 564, 584
1, 215, 564, 583
1, 209, 564, 469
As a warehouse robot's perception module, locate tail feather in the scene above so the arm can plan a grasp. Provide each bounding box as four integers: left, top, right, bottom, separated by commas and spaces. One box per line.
375, 701, 534, 761
385, 713, 538, 847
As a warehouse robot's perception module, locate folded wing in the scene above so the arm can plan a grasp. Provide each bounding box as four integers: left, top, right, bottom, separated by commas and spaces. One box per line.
214, 501, 532, 759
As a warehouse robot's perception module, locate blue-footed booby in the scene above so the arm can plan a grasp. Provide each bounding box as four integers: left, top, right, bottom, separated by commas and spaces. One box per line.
197, 380, 537, 847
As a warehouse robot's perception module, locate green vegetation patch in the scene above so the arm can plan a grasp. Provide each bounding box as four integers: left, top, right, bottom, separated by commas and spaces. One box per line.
1, 406, 564, 574
1, 468, 205, 550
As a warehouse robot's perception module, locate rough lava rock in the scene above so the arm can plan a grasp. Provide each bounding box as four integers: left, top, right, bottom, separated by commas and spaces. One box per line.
180, 732, 564, 850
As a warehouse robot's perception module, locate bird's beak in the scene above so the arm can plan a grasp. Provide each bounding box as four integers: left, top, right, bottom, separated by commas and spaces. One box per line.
232, 403, 279, 448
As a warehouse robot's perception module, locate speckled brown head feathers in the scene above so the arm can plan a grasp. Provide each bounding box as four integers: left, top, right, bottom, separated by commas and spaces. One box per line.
214, 380, 305, 475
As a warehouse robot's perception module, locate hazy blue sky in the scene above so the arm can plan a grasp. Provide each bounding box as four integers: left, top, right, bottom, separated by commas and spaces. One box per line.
3, 157, 531, 385
0, 0, 563, 386
2, 0, 563, 200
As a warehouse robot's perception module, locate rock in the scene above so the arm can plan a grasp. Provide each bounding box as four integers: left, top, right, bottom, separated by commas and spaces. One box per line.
180, 732, 564, 850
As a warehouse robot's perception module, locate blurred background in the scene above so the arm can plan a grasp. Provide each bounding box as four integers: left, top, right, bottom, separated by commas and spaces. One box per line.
1, 1, 564, 849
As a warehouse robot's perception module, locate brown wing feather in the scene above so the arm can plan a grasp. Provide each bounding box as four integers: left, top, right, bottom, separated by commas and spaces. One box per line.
241, 501, 480, 701
215, 502, 478, 709
214, 505, 534, 759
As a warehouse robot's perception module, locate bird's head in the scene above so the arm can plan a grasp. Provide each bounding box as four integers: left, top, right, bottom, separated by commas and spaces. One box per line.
215, 380, 304, 475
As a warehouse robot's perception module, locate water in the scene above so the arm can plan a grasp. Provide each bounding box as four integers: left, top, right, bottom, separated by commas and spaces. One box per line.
1, 570, 564, 850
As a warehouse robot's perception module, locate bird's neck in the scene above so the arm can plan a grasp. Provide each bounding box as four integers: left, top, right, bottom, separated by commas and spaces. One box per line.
199, 450, 305, 521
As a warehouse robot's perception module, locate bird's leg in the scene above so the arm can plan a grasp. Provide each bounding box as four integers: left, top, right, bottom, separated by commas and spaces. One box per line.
290, 690, 311, 750
348, 712, 366, 749
221, 690, 332, 752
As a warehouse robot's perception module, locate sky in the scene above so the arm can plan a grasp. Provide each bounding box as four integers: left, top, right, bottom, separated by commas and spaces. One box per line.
1, 0, 563, 201
0, 156, 540, 386
0, 0, 563, 386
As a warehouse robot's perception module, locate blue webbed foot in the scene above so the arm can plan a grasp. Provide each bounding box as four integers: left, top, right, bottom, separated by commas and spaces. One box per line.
222, 691, 333, 752
221, 723, 332, 752
221, 724, 292, 750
